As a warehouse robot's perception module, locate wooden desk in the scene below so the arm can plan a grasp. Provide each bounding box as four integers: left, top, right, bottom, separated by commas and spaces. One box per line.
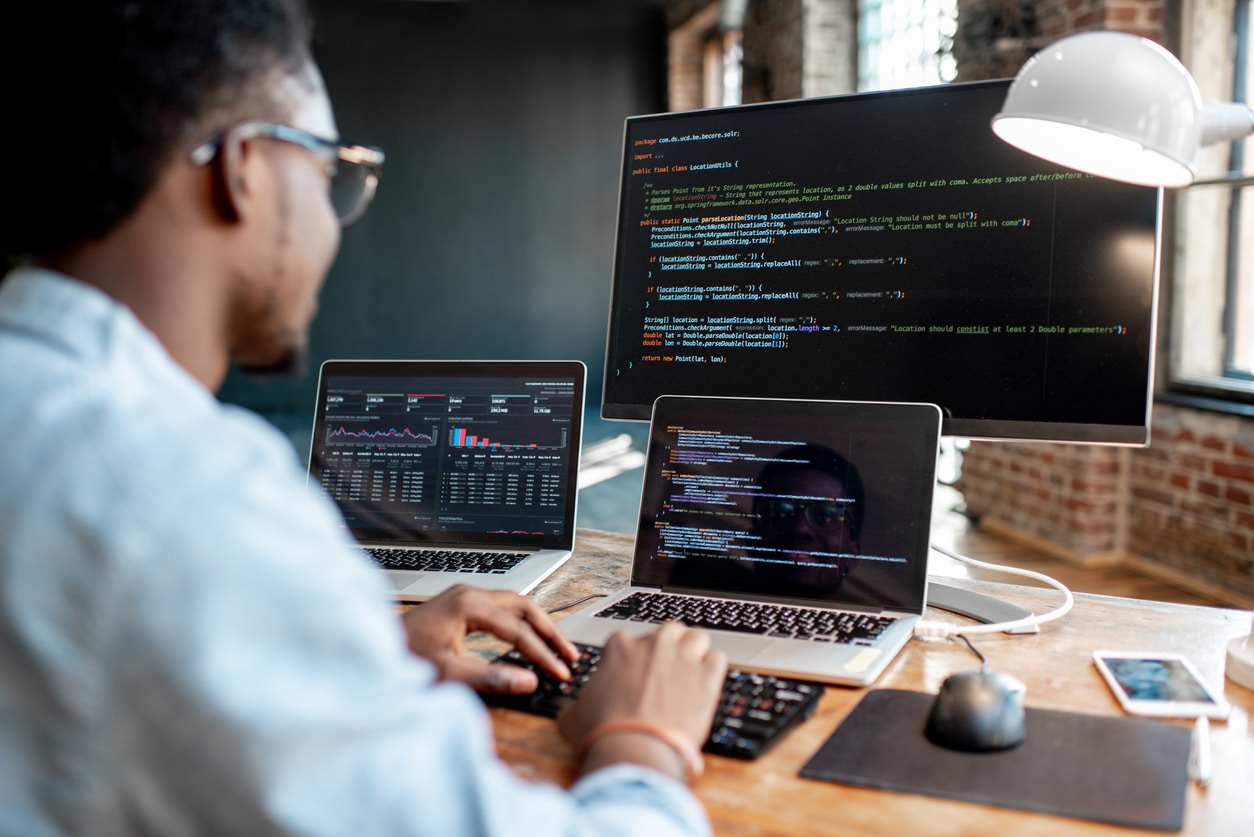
487, 529, 1254, 836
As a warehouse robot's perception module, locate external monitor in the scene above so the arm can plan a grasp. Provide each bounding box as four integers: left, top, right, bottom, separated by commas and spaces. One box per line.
601, 80, 1162, 444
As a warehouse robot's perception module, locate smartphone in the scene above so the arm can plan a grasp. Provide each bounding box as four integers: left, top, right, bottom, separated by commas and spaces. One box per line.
1093, 651, 1230, 719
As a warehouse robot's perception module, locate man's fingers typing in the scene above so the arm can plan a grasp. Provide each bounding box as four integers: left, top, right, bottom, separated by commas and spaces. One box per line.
434, 653, 541, 695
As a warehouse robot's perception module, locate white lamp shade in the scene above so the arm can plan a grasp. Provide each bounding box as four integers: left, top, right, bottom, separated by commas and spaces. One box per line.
991, 32, 1204, 187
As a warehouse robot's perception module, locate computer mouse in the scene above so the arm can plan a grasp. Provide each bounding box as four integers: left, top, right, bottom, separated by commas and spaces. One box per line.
925, 670, 1027, 752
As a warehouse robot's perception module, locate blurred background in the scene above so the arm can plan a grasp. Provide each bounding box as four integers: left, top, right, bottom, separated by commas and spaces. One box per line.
217, 1, 1254, 612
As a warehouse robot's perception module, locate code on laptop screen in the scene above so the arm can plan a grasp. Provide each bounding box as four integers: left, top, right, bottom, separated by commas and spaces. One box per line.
632, 396, 938, 610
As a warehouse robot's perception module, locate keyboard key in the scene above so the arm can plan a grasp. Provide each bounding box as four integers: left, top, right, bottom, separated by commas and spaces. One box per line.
366, 548, 527, 573
483, 642, 825, 760
594, 591, 896, 645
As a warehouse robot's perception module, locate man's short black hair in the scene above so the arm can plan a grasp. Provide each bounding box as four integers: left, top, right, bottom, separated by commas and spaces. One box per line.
1, 0, 313, 261
756, 444, 866, 540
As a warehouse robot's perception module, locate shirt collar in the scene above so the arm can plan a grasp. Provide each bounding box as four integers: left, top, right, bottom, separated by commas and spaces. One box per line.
0, 266, 183, 381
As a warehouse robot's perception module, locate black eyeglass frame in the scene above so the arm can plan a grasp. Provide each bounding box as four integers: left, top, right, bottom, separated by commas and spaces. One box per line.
754, 498, 853, 531
189, 121, 385, 226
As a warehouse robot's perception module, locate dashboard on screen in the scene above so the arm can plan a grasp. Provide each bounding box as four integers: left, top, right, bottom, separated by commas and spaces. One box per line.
601, 80, 1162, 444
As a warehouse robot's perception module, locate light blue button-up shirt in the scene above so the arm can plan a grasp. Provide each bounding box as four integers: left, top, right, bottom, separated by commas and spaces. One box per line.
0, 268, 709, 837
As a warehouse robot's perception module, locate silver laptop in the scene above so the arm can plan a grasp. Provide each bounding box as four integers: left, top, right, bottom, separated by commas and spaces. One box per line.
559, 395, 940, 686
308, 359, 585, 601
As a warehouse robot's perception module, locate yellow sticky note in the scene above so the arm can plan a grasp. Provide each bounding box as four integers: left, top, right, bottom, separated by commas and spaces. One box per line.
845, 648, 882, 673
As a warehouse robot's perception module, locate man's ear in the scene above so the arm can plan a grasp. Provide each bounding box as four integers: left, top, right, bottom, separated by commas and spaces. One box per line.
209, 128, 258, 225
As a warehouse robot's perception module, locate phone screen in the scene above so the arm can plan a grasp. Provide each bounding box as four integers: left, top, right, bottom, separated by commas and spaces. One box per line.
1101, 656, 1216, 704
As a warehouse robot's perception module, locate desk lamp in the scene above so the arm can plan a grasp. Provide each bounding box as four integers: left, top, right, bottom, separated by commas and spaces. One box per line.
990, 31, 1254, 691
990, 31, 1254, 187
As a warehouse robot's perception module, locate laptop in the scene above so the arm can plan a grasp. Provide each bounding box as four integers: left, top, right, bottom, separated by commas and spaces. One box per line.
559, 395, 941, 686
308, 359, 585, 602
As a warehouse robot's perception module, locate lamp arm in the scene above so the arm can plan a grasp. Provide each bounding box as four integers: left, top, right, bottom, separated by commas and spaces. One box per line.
1200, 101, 1254, 147
1189, 172, 1254, 188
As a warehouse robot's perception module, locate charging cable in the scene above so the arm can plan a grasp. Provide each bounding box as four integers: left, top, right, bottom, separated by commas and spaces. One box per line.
913, 543, 1075, 638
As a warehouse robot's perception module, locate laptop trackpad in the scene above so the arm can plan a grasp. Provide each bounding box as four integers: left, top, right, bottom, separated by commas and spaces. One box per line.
385, 572, 423, 591
707, 632, 777, 664
751, 641, 875, 675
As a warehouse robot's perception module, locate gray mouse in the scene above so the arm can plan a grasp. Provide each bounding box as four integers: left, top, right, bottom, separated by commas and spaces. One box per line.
925, 669, 1027, 752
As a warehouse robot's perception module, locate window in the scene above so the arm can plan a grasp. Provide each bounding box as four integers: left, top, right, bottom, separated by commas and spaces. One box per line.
857, 0, 958, 92
1168, 0, 1254, 405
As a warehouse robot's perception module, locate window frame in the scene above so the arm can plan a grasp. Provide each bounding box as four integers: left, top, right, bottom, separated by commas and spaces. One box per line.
856, 0, 958, 92
1159, 0, 1254, 415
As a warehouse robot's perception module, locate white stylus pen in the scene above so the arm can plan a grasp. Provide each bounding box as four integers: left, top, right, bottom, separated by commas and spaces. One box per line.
1192, 716, 1212, 788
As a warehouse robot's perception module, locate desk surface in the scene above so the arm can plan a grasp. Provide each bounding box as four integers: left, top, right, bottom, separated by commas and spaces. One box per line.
487, 529, 1254, 836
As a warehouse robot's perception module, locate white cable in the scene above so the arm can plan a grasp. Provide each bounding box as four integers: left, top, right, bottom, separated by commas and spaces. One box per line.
913, 543, 1075, 638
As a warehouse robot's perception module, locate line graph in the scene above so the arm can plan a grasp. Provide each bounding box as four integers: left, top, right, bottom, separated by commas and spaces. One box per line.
327, 425, 437, 446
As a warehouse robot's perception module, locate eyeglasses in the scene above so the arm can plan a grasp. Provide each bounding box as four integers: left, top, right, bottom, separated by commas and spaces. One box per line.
189, 121, 385, 227
756, 499, 851, 531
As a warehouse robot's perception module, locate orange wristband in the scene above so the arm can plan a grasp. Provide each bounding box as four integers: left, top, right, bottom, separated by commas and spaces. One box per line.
577, 718, 705, 783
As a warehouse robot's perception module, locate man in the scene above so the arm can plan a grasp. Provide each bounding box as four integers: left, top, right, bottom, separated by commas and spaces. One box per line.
751, 445, 865, 597
0, 2, 725, 834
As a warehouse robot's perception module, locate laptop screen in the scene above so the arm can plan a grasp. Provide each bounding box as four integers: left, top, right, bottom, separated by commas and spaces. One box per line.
309, 360, 585, 549
632, 396, 939, 611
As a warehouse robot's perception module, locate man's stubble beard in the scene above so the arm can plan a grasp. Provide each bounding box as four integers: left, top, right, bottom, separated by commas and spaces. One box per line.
235, 341, 308, 379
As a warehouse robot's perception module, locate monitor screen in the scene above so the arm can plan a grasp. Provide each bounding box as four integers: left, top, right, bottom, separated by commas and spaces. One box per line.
601, 80, 1162, 444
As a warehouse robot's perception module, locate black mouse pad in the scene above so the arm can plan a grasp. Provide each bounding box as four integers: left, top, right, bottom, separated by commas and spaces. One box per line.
800, 689, 1190, 831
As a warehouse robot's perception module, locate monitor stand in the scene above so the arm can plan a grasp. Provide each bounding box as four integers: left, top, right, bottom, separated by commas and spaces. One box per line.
925, 581, 1038, 634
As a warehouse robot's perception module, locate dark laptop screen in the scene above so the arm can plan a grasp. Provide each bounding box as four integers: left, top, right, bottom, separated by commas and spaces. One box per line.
632, 396, 938, 610
309, 360, 585, 548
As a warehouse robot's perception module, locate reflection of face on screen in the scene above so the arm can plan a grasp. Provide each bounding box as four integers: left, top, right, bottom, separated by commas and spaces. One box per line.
750, 445, 864, 596
634, 398, 936, 611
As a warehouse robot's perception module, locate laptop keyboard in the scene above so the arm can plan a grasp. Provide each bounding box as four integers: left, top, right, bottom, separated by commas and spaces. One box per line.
485, 643, 825, 759
594, 591, 897, 645
366, 547, 528, 574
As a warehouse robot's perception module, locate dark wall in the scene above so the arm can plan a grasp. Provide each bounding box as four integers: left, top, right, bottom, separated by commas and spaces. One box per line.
219, 0, 667, 428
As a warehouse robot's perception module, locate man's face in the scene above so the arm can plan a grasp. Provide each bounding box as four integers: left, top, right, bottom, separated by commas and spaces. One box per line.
230, 68, 342, 376
757, 467, 859, 554
755, 467, 860, 592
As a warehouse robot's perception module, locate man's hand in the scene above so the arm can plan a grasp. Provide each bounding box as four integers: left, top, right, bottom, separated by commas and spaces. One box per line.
401, 584, 579, 695
557, 623, 726, 780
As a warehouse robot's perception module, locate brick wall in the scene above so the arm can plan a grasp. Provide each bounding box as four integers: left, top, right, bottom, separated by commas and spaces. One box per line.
953, 0, 1166, 80
668, 0, 854, 107
959, 443, 1129, 561
960, 403, 1254, 606
743, 0, 804, 103
1128, 406, 1254, 601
